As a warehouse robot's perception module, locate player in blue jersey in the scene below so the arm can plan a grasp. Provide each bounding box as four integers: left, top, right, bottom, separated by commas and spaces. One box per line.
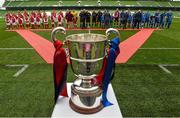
141, 12, 145, 28
165, 10, 173, 29
154, 10, 160, 28
144, 11, 150, 28
127, 11, 132, 28
160, 11, 166, 28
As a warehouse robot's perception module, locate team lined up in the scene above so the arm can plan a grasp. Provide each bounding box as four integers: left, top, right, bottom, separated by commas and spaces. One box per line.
5, 9, 173, 30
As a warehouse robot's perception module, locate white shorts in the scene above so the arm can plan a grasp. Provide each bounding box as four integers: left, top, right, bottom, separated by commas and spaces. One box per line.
44, 22, 48, 24
6, 22, 10, 26
36, 22, 40, 25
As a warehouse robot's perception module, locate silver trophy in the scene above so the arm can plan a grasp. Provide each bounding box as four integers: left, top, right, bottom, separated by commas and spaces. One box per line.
51, 27, 119, 114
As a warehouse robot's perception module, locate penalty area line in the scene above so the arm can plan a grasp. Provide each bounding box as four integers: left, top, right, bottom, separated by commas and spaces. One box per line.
0, 48, 33, 50
140, 48, 180, 50
158, 65, 172, 75
6, 64, 29, 78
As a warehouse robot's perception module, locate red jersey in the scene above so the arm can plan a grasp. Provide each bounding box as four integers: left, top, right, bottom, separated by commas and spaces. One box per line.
58, 14, 62, 22
36, 16, 40, 22
18, 17, 23, 24
12, 16, 16, 23
30, 16, 34, 23
51, 15, 55, 22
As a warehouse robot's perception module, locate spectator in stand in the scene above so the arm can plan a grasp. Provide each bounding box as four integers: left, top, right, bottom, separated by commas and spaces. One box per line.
65, 10, 73, 28
91, 10, 97, 27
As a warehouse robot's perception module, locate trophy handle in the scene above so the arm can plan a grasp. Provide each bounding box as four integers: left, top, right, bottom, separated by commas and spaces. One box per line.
51, 27, 66, 43
105, 28, 120, 39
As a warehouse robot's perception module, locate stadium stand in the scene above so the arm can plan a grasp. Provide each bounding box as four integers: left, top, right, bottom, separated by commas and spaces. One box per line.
2, 0, 180, 11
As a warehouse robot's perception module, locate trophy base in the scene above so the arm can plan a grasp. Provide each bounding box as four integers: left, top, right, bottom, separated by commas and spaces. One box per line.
69, 99, 104, 114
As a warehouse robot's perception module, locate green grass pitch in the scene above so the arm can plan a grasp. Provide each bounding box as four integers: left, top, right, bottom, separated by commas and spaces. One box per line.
0, 17, 180, 117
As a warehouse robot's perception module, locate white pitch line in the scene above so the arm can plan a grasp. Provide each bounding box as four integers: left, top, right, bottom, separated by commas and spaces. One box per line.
168, 2, 173, 7
161, 64, 179, 67
37, 1, 42, 7
0, 48, 33, 50
6, 1, 12, 7
158, 65, 172, 74
140, 48, 180, 50
136, 1, 141, 6
18, 2, 24, 7
6, 64, 29, 78
156, 2, 161, 7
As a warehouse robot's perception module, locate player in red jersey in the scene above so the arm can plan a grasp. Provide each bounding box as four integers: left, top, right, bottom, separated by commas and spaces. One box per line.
52, 9, 58, 27
25, 16, 30, 29
11, 15, 17, 29
30, 15, 35, 29
51, 13, 54, 28
5, 12, 11, 29
36, 15, 41, 29
18, 16, 23, 29
43, 11, 49, 29
23, 9, 29, 18
57, 11, 63, 26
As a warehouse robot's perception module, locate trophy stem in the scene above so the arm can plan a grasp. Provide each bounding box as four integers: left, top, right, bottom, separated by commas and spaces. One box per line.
81, 79, 92, 88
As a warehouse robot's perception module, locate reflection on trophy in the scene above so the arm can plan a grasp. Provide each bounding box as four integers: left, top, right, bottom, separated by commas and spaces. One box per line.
51, 27, 120, 114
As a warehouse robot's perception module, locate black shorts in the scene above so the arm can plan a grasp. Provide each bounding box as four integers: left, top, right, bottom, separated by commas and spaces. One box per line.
114, 18, 119, 22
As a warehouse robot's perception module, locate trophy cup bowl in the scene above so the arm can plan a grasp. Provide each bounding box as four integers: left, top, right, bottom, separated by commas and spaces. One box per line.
51, 27, 119, 114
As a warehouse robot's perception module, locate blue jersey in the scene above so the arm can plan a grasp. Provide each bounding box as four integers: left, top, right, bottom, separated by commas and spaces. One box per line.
154, 12, 160, 22
145, 12, 150, 21
127, 14, 132, 22
141, 13, 145, 22
101, 15, 104, 22
166, 12, 173, 23
160, 13, 166, 23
